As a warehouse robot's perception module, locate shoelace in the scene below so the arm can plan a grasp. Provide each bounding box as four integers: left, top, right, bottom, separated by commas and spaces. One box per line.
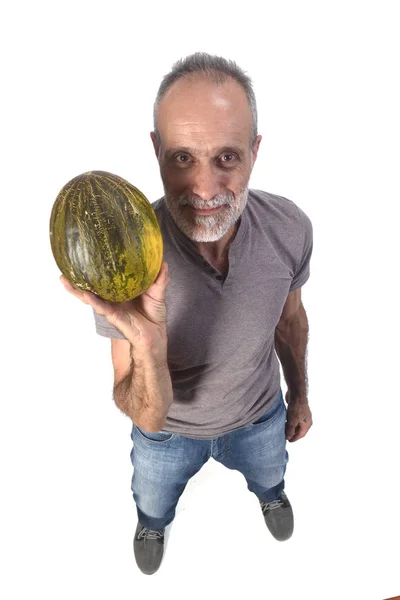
260, 498, 284, 514
137, 527, 164, 540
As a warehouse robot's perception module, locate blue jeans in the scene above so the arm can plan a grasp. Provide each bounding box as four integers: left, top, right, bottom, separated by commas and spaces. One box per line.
130, 388, 288, 531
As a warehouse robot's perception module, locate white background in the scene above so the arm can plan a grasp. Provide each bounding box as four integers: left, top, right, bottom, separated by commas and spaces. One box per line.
1, 1, 399, 599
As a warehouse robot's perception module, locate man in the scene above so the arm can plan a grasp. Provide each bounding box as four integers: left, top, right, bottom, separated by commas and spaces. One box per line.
61, 52, 313, 575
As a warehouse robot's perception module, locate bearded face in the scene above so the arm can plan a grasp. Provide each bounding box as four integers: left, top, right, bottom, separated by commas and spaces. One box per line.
163, 184, 249, 243
151, 76, 261, 248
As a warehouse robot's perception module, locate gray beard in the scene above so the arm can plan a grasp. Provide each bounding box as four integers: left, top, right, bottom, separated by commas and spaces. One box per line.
163, 185, 249, 243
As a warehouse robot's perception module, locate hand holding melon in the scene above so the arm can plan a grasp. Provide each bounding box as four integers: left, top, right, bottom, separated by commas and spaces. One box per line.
60, 262, 170, 351
51, 170, 168, 350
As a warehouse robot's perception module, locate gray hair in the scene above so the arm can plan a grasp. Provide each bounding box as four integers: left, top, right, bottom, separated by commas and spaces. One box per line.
153, 52, 258, 147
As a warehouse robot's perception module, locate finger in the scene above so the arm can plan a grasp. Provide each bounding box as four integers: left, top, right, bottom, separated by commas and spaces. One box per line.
285, 424, 296, 440
60, 275, 111, 315
144, 262, 170, 302
59, 274, 140, 343
288, 424, 309, 442
286, 430, 295, 441
153, 262, 169, 286
60, 275, 88, 302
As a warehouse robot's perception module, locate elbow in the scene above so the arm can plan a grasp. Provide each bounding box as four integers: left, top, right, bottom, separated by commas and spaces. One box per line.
276, 303, 308, 333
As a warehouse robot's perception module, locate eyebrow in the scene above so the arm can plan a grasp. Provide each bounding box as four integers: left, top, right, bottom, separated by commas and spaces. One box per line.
164, 145, 245, 159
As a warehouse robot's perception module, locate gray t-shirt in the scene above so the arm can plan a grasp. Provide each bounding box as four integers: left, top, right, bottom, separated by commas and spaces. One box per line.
93, 189, 313, 439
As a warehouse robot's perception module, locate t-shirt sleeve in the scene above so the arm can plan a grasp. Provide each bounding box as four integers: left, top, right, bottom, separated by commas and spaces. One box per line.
290, 207, 313, 291
92, 308, 128, 340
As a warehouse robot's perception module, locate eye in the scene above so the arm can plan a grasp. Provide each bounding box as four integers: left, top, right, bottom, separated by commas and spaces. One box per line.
176, 154, 190, 163
220, 154, 236, 164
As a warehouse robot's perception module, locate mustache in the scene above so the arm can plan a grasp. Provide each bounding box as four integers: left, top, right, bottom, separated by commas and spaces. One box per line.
179, 193, 235, 210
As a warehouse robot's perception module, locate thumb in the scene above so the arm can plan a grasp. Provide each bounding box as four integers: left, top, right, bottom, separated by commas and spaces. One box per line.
285, 422, 296, 440
146, 262, 170, 300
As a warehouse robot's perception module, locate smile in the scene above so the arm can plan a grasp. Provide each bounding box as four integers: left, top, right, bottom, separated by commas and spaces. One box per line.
191, 206, 224, 215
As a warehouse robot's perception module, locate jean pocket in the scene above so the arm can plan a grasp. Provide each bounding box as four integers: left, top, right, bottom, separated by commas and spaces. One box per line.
251, 390, 284, 426
134, 426, 175, 443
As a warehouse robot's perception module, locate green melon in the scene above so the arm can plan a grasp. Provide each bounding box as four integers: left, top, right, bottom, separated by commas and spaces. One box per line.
50, 170, 163, 303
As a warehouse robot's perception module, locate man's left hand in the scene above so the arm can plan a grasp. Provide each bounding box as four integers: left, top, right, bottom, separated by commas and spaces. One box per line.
284, 391, 313, 442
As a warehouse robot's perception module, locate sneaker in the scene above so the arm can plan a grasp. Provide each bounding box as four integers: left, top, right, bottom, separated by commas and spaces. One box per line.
133, 522, 165, 575
260, 491, 294, 541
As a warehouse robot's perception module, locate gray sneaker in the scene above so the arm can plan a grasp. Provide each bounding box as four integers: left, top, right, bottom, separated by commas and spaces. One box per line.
260, 491, 294, 541
133, 522, 165, 575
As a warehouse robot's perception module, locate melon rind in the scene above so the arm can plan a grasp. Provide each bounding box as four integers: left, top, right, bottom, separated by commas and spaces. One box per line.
50, 170, 163, 303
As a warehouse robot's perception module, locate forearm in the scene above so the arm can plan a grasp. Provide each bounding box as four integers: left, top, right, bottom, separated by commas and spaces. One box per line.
113, 347, 173, 432
274, 304, 309, 403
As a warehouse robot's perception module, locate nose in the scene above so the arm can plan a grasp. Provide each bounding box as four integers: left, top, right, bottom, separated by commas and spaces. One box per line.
190, 163, 221, 202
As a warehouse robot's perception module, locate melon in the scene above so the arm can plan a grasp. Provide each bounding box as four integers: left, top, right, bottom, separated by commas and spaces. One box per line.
50, 170, 163, 302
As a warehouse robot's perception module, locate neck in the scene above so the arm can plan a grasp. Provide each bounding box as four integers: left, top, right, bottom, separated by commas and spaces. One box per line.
192, 219, 240, 261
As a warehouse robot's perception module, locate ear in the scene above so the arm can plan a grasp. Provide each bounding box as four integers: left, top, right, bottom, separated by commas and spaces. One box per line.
251, 134, 262, 163
150, 131, 160, 159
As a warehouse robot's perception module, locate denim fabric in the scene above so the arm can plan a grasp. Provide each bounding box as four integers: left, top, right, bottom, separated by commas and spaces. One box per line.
130, 388, 288, 530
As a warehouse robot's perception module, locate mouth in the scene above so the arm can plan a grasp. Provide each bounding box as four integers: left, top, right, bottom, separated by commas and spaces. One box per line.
190, 205, 225, 216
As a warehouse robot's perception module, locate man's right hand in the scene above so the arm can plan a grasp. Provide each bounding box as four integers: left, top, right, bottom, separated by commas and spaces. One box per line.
60, 262, 170, 353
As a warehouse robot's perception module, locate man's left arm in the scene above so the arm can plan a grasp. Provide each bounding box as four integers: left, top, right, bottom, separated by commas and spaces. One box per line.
274, 287, 313, 442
